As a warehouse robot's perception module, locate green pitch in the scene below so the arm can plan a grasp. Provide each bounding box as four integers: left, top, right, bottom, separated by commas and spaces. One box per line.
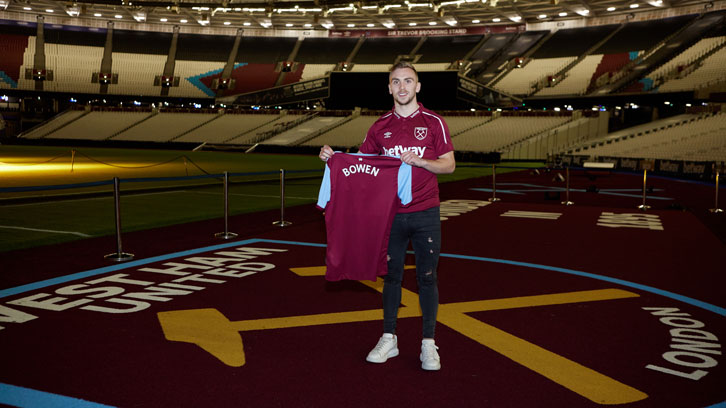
0, 145, 541, 252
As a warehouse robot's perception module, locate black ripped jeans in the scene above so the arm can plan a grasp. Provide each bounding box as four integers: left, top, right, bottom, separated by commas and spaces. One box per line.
382, 206, 441, 339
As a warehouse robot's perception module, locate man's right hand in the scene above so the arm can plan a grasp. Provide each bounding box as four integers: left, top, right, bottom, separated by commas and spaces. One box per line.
319, 145, 334, 162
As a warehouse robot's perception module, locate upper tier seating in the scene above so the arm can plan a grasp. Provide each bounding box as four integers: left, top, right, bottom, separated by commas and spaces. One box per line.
0, 33, 29, 87
594, 15, 696, 54
535, 55, 603, 96
657, 40, 726, 92
532, 25, 616, 59
416, 35, 483, 63
353, 37, 422, 64
647, 36, 726, 83
495, 57, 576, 95
296, 37, 358, 64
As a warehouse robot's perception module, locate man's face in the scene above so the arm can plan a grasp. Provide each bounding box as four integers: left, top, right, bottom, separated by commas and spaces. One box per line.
388, 67, 420, 107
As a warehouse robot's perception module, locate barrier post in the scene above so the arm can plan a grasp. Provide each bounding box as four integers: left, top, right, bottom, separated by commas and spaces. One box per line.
105, 177, 134, 262
561, 166, 574, 206
709, 169, 723, 213
215, 171, 238, 239
70, 149, 76, 173
637, 168, 651, 211
488, 164, 501, 202
273, 169, 292, 227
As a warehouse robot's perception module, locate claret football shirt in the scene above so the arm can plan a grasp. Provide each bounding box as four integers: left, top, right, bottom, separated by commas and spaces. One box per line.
359, 103, 453, 213
317, 153, 412, 281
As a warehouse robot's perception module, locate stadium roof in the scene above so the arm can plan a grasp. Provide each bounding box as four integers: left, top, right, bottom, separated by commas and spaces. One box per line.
1, 0, 720, 32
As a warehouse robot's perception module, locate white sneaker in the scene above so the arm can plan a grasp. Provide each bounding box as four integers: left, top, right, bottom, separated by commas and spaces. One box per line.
366, 333, 399, 363
420, 339, 441, 371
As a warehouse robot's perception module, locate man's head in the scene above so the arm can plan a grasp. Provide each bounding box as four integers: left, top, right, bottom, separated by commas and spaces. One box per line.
388, 62, 420, 109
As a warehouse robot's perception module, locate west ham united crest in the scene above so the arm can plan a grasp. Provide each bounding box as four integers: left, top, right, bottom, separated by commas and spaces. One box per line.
414, 127, 428, 140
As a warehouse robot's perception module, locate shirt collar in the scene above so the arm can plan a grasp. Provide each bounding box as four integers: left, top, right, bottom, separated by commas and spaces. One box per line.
391, 103, 422, 119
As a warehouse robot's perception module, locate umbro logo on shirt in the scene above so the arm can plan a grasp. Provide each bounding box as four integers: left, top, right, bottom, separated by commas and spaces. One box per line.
384, 132, 392, 138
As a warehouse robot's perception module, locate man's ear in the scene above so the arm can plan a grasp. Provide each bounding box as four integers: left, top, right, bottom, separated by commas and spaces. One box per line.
388, 83, 393, 95
416, 82, 421, 93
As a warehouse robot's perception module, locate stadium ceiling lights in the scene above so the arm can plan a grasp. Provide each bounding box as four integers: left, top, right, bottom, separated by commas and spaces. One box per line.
65, 4, 80, 16
132, 11, 146, 22
13, 0, 714, 29
0, 0, 8, 10
443, 17, 457, 26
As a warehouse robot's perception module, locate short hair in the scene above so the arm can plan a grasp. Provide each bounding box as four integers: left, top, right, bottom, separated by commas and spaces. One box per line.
390, 61, 418, 78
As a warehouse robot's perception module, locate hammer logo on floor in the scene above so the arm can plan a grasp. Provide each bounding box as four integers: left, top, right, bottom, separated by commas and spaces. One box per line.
158, 265, 648, 405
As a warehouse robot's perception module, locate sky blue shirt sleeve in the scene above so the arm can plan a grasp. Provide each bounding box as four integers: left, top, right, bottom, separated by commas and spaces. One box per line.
316, 162, 332, 209
397, 162, 412, 205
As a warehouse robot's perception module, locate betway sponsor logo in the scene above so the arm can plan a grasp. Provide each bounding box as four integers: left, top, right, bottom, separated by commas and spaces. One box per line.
683, 162, 706, 174
383, 145, 426, 157
342, 163, 379, 177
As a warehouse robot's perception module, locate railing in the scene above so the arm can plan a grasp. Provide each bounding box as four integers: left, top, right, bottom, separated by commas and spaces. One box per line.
0, 167, 322, 261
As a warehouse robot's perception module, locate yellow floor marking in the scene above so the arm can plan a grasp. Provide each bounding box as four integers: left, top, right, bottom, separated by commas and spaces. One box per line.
231, 307, 421, 332
289, 265, 415, 277
158, 308, 246, 367
441, 288, 639, 313
438, 310, 647, 405
159, 268, 648, 404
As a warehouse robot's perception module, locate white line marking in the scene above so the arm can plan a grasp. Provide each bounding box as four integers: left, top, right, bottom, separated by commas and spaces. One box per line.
0, 225, 92, 237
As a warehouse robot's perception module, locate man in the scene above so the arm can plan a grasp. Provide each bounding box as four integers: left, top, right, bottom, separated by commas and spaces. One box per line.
320, 61, 455, 371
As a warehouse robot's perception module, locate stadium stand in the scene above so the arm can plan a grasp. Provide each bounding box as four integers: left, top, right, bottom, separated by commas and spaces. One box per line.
21, 108, 87, 139
657, 41, 726, 92
416, 35, 484, 63
2, 6, 725, 171
111, 111, 219, 142
567, 112, 726, 162
42, 109, 153, 140
534, 55, 604, 96
531, 25, 617, 59
0, 33, 28, 88
296, 37, 358, 64
595, 15, 697, 54
474, 31, 548, 84
353, 37, 422, 64
495, 56, 577, 95
173, 112, 281, 144
229, 113, 308, 144
443, 113, 494, 136
264, 114, 350, 145
302, 114, 380, 148
453, 113, 573, 152
300, 64, 336, 80
646, 36, 726, 91
503, 113, 609, 160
